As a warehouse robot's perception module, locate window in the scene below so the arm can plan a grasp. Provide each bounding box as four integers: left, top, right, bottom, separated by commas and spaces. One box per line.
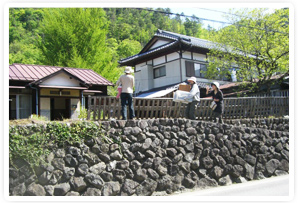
186, 61, 207, 78
154, 66, 166, 79
50, 91, 59, 95
61, 91, 70, 95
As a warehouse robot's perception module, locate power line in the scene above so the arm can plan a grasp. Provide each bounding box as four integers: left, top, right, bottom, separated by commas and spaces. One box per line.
136, 8, 288, 35
197, 8, 256, 19
137, 8, 231, 26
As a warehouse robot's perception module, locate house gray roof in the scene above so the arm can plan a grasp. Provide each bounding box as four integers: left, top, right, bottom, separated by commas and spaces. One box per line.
119, 29, 217, 65
154, 30, 216, 50
119, 29, 256, 66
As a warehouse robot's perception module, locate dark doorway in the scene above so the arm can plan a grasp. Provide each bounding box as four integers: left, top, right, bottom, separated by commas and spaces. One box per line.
50, 98, 71, 120
65, 98, 70, 118
9, 95, 17, 120
50, 98, 55, 120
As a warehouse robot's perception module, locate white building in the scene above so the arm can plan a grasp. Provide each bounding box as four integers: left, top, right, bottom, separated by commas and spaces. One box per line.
119, 29, 238, 97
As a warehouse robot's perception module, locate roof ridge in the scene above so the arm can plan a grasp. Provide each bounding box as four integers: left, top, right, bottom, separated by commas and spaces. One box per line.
157, 29, 214, 43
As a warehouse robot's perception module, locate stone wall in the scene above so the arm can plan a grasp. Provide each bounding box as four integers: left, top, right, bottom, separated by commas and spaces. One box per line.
224, 118, 289, 132
9, 119, 289, 196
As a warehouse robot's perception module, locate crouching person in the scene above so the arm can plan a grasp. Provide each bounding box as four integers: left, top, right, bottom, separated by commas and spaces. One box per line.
184, 77, 200, 120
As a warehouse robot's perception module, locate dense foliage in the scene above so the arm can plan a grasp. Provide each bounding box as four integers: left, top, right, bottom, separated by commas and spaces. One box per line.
206, 8, 289, 92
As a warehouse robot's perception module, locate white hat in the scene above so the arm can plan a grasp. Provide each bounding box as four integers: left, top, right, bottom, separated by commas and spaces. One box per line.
187, 77, 196, 83
124, 66, 133, 74
211, 82, 220, 89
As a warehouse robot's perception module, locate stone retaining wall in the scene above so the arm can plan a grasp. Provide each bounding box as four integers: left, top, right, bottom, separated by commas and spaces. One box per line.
9, 119, 289, 196
224, 118, 289, 132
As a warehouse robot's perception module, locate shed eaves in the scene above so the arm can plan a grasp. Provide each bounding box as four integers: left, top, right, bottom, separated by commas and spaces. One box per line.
9, 64, 113, 86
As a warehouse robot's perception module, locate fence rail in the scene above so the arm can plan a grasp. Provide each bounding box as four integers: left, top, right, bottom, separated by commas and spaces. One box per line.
250, 90, 289, 97
87, 96, 289, 121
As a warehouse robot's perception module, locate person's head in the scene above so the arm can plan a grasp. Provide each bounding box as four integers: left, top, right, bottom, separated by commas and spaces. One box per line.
187, 77, 196, 85
211, 82, 220, 91
124, 66, 133, 75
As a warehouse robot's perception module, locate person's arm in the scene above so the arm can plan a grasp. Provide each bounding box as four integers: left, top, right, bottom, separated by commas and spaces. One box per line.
116, 76, 121, 86
206, 86, 213, 97
188, 84, 198, 97
132, 76, 135, 87
184, 84, 199, 100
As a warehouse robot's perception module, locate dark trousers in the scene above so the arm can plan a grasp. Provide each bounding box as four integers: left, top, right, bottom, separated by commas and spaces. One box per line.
211, 111, 224, 123
120, 93, 135, 120
185, 101, 199, 120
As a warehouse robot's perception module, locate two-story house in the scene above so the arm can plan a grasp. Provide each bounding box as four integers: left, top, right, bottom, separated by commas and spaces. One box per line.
118, 29, 237, 97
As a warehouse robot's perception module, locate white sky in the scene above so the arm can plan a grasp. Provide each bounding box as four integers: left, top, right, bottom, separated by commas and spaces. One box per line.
169, 7, 281, 29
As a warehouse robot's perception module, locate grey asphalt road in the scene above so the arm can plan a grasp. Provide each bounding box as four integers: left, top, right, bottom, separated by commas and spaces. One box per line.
172, 175, 289, 196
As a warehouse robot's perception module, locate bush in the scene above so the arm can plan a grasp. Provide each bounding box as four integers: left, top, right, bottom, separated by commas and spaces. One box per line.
9, 121, 103, 168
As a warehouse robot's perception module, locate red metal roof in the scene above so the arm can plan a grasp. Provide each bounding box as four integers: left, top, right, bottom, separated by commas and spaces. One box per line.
9, 63, 113, 86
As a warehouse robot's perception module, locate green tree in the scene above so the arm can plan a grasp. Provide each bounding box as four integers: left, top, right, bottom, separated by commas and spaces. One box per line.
184, 15, 202, 37
37, 8, 120, 82
206, 8, 289, 92
117, 39, 142, 60
9, 8, 44, 64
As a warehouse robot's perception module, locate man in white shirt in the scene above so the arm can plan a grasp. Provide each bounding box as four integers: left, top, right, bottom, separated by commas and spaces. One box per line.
184, 76, 200, 120
116, 66, 135, 120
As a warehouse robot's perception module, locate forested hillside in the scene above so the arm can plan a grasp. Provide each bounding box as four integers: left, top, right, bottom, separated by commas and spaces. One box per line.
9, 7, 289, 94
9, 8, 208, 86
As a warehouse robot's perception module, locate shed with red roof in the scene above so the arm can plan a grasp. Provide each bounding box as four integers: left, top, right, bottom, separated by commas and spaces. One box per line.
9, 63, 113, 120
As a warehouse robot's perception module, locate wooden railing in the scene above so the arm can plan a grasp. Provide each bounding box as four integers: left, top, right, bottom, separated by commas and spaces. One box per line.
87, 96, 289, 121
250, 90, 289, 97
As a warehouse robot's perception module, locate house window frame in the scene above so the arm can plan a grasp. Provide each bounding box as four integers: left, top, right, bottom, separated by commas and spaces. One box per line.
185, 60, 208, 79
153, 65, 166, 79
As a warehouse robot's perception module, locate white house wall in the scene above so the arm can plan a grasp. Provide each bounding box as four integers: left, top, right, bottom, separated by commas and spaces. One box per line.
41, 72, 81, 87
135, 64, 154, 93
71, 98, 80, 119
181, 59, 188, 82
153, 60, 181, 88
149, 39, 171, 50
135, 62, 146, 70
182, 51, 192, 59
167, 52, 179, 61
40, 97, 51, 120
153, 56, 166, 66
193, 53, 207, 61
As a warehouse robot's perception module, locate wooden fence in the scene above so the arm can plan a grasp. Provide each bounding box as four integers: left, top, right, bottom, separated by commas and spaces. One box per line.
250, 90, 289, 97
87, 96, 289, 121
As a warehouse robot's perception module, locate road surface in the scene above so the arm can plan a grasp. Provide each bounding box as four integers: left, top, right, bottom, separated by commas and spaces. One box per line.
172, 175, 289, 196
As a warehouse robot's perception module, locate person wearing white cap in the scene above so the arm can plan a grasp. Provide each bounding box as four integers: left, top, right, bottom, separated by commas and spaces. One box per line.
206, 82, 224, 123
184, 76, 200, 120
116, 66, 135, 120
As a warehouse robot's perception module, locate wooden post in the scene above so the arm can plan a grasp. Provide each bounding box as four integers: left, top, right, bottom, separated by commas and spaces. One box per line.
137, 98, 141, 118
102, 97, 106, 120
107, 97, 111, 120
140, 99, 145, 118
168, 100, 173, 118
87, 96, 91, 120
